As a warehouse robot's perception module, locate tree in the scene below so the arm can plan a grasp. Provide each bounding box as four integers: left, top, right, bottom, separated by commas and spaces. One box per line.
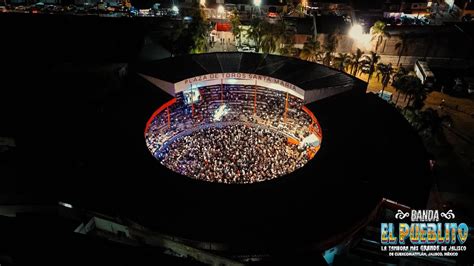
322, 51, 332, 66
167, 21, 185, 56
261, 33, 278, 54
280, 46, 300, 57
392, 66, 408, 83
317, 29, 340, 66
279, 26, 297, 57
395, 33, 411, 66
403, 108, 453, 143
187, 7, 211, 54
157, 4, 211, 56
376, 63, 393, 97
360, 51, 380, 82
332, 53, 352, 72
285, 0, 305, 17
284, 0, 294, 15
350, 48, 364, 76
410, 86, 428, 110
295, 3, 305, 17
370, 21, 390, 52
391, 66, 408, 104
324, 30, 340, 54
392, 74, 422, 107
277, 20, 299, 56
299, 38, 321, 62
230, 9, 242, 43
247, 17, 265, 53
419, 108, 452, 137
260, 20, 288, 54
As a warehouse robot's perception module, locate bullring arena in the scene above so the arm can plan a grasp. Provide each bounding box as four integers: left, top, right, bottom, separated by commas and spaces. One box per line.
126, 52, 432, 255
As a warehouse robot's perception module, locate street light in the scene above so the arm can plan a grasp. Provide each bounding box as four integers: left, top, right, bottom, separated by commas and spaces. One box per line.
348, 23, 371, 50
349, 24, 363, 39
172, 5, 179, 13
217, 4, 224, 14
252, 0, 261, 18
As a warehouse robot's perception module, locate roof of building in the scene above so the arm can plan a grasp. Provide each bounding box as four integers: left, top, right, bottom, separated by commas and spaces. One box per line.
314, 0, 350, 4
386, 24, 467, 36
124, 63, 431, 248
3, 52, 431, 254
223, 0, 286, 5
403, 0, 429, 3
284, 15, 350, 35
351, 0, 384, 10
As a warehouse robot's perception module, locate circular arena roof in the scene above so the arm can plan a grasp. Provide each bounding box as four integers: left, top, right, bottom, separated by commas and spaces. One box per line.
48, 53, 430, 255
125, 53, 431, 252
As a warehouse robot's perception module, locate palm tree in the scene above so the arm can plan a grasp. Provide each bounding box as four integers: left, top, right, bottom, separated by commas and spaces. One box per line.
395, 32, 411, 66
360, 51, 380, 82
261, 33, 278, 54
404, 107, 453, 144
279, 34, 298, 57
284, 0, 295, 15
345, 52, 355, 73
322, 51, 332, 66
333, 53, 352, 72
230, 9, 242, 43
260, 20, 288, 54
392, 66, 408, 83
392, 74, 422, 107
376, 63, 393, 97
299, 38, 322, 62
410, 86, 428, 110
261, 39, 275, 54
280, 46, 299, 57
295, 3, 305, 17
316, 30, 340, 66
391, 66, 408, 104
189, 7, 211, 54
286, 0, 305, 17
420, 108, 450, 139
350, 48, 364, 76
247, 17, 265, 52
276, 20, 294, 54
324, 30, 340, 54
370, 21, 390, 53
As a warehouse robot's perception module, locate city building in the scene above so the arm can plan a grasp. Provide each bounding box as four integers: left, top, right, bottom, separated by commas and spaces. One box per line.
401, 0, 430, 14
308, 0, 352, 16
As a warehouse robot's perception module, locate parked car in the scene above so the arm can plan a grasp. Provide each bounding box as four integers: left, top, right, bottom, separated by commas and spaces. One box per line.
238, 46, 256, 53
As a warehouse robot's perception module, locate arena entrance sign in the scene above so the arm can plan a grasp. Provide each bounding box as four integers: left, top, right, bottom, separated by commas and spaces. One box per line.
177, 73, 305, 99
141, 72, 306, 100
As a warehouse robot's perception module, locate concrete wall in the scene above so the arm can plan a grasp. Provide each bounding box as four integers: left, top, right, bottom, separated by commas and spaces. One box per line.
314, 34, 357, 53
373, 29, 474, 60
378, 55, 474, 69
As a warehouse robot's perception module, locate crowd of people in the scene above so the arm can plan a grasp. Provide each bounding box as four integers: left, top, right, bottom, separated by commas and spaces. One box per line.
145, 84, 321, 184
159, 124, 308, 184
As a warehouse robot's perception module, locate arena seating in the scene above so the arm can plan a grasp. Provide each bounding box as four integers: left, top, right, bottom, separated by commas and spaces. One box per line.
145, 84, 321, 184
